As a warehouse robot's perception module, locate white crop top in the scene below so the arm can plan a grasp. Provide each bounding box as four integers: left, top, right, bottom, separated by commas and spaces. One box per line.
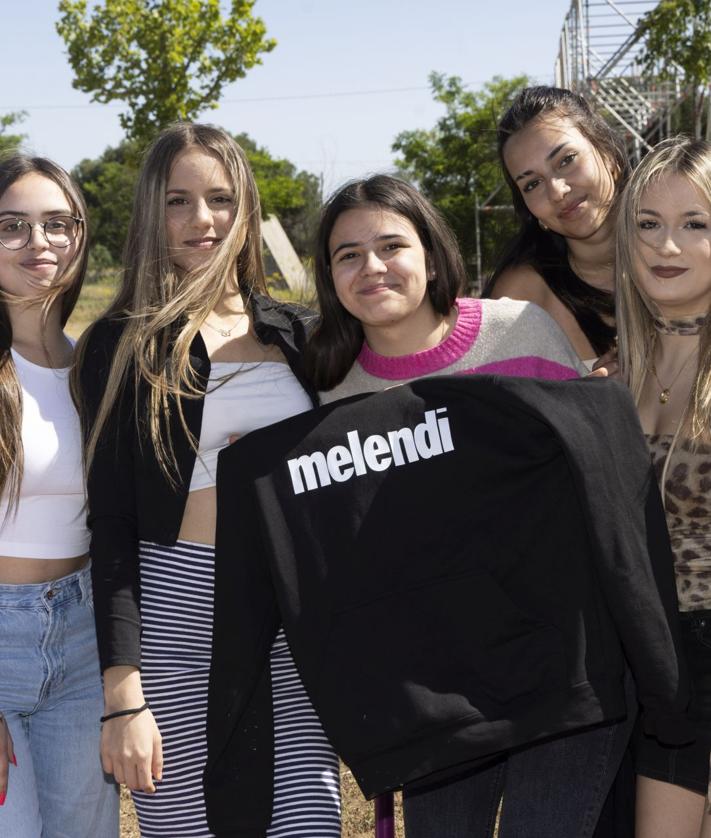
0, 347, 90, 559
188, 361, 312, 492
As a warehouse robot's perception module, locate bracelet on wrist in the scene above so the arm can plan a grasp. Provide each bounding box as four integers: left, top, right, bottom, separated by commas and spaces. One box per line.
100, 702, 149, 723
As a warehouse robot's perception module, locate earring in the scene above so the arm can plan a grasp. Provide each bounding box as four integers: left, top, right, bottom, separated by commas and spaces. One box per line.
428, 272, 437, 282
538, 220, 549, 232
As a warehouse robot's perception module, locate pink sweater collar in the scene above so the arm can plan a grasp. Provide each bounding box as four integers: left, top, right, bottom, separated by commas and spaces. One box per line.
357, 297, 482, 381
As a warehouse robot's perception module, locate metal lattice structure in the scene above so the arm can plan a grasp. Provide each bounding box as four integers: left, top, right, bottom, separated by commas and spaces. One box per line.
554, 0, 682, 162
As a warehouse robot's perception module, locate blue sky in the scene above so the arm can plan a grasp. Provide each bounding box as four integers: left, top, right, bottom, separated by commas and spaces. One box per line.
2, 0, 572, 194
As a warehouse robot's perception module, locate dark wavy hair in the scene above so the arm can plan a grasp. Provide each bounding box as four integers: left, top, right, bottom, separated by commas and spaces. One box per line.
305, 175, 466, 391
484, 86, 629, 356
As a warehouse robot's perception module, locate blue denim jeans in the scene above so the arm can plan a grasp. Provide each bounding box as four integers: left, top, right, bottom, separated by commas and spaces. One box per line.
403, 674, 637, 838
0, 565, 119, 838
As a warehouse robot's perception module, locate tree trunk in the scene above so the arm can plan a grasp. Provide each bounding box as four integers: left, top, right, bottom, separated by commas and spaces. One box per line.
694, 81, 703, 139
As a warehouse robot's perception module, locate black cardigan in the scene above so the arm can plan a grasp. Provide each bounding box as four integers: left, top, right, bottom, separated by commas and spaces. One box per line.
78, 293, 318, 670
205, 375, 691, 835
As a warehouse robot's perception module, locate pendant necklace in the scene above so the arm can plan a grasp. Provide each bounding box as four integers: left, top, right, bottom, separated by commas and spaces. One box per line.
649, 345, 698, 405
202, 313, 244, 338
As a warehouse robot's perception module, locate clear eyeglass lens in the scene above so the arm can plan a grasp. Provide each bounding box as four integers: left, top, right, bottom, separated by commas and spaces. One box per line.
0, 216, 78, 249
44, 216, 76, 247
0, 219, 30, 249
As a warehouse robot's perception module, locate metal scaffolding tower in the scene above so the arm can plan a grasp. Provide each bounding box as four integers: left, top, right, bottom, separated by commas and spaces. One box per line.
554, 0, 681, 161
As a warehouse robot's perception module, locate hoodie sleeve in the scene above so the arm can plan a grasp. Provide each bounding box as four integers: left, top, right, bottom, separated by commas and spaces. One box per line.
514, 377, 693, 744
205, 441, 281, 836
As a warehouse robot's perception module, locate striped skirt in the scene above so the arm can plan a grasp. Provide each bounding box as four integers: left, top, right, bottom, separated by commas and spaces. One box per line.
132, 540, 341, 837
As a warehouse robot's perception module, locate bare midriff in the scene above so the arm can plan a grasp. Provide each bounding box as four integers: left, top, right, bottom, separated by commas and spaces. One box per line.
173, 319, 288, 548
178, 486, 217, 545
0, 554, 90, 584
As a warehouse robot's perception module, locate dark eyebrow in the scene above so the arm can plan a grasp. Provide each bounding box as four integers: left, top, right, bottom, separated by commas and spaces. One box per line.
166, 187, 233, 195
0, 209, 70, 218
330, 233, 406, 259
514, 143, 568, 182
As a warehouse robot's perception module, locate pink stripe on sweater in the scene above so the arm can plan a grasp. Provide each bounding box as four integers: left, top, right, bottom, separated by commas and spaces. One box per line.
358, 297, 482, 380
462, 357, 580, 381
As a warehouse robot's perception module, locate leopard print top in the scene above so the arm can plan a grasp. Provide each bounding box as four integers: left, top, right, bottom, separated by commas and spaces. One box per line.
647, 434, 711, 611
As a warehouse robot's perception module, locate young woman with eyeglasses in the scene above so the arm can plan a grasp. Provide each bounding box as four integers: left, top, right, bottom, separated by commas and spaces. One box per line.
73, 123, 340, 837
0, 155, 119, 837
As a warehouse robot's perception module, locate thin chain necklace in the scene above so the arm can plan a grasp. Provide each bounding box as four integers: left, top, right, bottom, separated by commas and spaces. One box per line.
649, 344, 698, 405
202, 312, 244, 338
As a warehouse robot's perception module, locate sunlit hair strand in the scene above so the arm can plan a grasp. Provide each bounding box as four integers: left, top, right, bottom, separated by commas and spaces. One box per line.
72, 123, 266, 485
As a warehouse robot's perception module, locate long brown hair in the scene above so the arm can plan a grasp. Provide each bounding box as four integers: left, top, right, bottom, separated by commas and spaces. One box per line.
73, 123, 267, 484
486, 86, 629, 356
0, 155, 88, 510
617, 136, 711, 456
306, 175, 466, 391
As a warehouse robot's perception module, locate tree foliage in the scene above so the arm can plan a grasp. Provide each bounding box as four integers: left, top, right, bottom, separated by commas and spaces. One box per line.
393, 73, 532, 288
235, 133, 321, 257
56, 0, 276, 146
72, 133, 320, 263
0, 111, 27, 156
72, 141, 139, 262
637, 0, 711, 136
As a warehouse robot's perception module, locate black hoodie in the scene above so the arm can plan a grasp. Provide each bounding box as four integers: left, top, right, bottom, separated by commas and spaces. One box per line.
205, 375, 690, 837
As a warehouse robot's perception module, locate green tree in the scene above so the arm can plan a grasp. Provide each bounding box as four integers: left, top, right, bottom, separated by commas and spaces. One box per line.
56, 0, 276, 146
235, 133, 321, 256
637, 0, 711, 137
0, 111, 27, 155
393, 73, 531, 290
72, 141, 138, 263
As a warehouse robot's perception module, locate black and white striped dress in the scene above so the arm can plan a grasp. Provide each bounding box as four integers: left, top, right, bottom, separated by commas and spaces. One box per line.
132, 540, 341, 837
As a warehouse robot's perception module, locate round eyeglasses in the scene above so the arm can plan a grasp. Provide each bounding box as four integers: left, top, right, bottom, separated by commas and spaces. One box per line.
0, 216, 83, 250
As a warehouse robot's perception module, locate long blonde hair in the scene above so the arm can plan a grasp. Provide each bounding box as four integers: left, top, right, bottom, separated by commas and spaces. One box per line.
0, 155, 87, 511
617, 136, 711, 458
73, 123, 267, 484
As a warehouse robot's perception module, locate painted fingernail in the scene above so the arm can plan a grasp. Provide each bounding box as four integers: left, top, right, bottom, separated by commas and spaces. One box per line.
10, 755, 16, 766
0, 790, 6, 806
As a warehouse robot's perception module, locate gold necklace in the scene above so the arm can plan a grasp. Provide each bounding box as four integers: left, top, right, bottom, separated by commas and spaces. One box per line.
202, 313, 244, 338
649, 345, 698, 405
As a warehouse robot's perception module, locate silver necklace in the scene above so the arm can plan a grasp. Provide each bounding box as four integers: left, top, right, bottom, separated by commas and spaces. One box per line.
202, 314, 244, 338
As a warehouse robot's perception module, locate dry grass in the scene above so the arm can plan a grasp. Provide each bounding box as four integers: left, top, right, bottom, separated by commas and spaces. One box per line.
340, 768, 405, 838
65, 273, 118, 340
120, 788, 140, 838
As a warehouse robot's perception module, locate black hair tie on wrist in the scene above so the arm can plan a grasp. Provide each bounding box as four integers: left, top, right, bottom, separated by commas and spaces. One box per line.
100, 702, 149, 723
